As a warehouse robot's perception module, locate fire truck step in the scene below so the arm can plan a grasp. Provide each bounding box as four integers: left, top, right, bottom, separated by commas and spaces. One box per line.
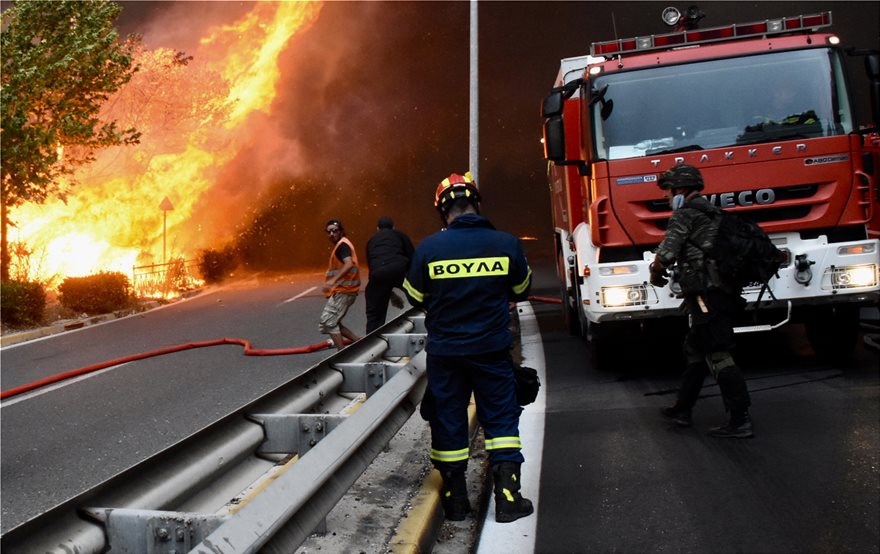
733, 324, 773, 334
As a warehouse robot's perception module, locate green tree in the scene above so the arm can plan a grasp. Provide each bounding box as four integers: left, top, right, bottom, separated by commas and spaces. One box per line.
0, 0, 140, 281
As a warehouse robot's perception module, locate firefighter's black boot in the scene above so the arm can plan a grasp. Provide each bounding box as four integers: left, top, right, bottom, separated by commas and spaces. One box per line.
440, 470, 471, 521
492, 462, 534, 523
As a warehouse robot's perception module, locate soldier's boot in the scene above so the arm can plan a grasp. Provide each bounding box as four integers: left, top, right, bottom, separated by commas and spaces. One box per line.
710, 365, 754, 438
440, 470, 471, 521
661, 361, 706, 427
661, 406, 693, 427
492, 462, 534, 523
709, 410, 754, 438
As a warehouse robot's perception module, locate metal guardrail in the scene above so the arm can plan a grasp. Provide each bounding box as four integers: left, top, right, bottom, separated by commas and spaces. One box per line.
0, 310, 428, 554
132, 258, 202, 298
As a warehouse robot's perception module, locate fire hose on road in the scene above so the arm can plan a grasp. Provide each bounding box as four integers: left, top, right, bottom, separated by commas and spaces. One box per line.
0, 298, 559, 552
1, 311, 429, 554
0, 337, 349, 400
2, 295, 560, 401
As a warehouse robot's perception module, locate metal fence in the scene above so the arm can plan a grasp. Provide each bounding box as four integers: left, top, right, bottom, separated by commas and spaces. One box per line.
131, 258, 201, 298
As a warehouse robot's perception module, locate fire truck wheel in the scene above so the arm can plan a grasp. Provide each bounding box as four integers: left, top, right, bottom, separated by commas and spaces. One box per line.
804, 304, 860, 363
557, 249, 582, 336
563, 290, 582, 337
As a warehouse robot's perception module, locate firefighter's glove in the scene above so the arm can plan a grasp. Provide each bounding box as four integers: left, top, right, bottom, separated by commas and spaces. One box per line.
649, 260, 669, 287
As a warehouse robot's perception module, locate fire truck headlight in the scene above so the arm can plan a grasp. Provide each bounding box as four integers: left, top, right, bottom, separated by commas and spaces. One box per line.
829, 264, 878, 289
601, 285, 648, 307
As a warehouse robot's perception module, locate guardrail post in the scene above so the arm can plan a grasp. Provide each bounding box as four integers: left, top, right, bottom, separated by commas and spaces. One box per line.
255, 414, 348, 456
81, 508, 226, 553
333, 361, 409, 396
408, 315, 427, 334
382, 333, 427, 358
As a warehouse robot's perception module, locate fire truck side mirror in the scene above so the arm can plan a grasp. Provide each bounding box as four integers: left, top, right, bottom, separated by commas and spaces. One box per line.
866, 53, 880, 128
543, 116, 566, 162
542, 90, 564, 118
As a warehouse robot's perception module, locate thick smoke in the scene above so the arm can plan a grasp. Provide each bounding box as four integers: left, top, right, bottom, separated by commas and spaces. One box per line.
114, 1, 878, 274
115, 1, 473, 272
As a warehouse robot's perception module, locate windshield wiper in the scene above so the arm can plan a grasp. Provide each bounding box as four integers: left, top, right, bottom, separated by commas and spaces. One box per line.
735, 133, 811, 146
647, 144, 704, 155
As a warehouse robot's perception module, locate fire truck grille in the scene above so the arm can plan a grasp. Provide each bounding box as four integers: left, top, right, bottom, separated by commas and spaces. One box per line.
652, 205, 812, 232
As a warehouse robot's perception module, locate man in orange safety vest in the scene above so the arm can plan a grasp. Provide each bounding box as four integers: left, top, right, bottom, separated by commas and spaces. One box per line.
320, 219, 362, 349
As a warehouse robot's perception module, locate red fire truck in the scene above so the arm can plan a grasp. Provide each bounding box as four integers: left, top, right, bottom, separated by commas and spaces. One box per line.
541, 8, 880, 364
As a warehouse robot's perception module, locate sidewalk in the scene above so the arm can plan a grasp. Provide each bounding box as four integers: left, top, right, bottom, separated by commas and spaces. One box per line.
0, 289, 204, 348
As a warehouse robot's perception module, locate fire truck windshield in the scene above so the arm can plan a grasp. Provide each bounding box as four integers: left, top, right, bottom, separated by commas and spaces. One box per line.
592, 48, 853, 160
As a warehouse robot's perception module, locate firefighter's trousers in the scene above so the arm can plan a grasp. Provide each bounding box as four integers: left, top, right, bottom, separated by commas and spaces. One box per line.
424, 350, 524, 473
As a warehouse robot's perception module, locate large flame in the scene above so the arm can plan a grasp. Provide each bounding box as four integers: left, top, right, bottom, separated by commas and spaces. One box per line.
9, 1, 323, 288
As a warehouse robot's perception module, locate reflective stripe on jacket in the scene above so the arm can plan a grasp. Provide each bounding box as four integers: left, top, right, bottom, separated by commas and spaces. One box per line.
326, 237, 360, 297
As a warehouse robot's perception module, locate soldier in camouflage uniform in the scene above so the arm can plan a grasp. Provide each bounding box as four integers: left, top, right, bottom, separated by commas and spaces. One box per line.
649, 165, 754, 438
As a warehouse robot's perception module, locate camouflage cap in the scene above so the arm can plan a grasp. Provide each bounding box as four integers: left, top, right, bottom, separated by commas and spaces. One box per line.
658, 165, 704, 191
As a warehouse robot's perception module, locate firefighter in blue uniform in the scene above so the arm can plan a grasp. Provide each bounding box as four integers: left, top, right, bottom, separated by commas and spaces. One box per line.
403, 172, 534, 523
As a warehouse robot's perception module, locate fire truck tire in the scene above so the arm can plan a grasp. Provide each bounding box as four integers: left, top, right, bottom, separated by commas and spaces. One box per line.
804, 304, 860, 363
562, 287, 582, 336
565, 298, 582, 336
557, 249, 582, 336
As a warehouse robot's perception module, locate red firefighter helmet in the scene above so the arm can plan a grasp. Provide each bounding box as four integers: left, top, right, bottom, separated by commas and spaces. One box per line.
434, 172, 481, 212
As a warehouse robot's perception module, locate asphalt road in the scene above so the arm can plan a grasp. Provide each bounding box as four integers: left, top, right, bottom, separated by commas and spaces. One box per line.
524, 260, 880, 554
0, 271, 409, 534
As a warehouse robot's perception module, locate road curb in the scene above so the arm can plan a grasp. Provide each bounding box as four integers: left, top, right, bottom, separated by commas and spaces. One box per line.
389, 469, 444, 554
0, 311, 128, 347
0, 291, 206, 348
388, 402, 479, 554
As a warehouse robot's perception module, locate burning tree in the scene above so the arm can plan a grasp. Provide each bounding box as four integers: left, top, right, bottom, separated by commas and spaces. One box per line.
4, 1, 324, 288
0, 0, 140, 282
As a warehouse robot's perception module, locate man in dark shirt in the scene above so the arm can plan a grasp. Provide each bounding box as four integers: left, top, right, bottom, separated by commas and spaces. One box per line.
365, 216, 414, 334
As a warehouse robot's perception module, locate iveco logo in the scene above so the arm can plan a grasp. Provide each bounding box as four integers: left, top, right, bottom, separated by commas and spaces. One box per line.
706, 188, 775, 208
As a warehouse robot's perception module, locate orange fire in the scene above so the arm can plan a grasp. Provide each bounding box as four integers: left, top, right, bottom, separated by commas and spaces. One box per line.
9, 1, 323, 288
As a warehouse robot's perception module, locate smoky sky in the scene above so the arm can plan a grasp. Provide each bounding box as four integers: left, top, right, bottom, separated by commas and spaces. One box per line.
111, 1, 878, 269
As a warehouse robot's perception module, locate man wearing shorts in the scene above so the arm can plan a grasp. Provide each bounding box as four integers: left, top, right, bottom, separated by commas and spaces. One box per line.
320, 219, 362, 349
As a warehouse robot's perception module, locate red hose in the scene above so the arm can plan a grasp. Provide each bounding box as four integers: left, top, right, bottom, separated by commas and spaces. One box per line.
528, 295, 562, 304
5, 297, 562, 400
0, 337, 339, 400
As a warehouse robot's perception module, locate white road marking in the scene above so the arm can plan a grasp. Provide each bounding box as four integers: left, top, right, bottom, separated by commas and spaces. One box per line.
0, 363, 129, 407
280, 286, 317, 305
477, 301, 547, 553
